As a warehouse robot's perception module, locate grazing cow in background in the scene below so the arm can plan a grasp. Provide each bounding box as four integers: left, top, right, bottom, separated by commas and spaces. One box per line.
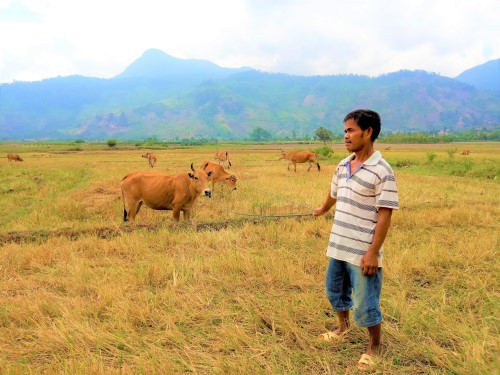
7, 153, 23, 162
461, 150, 470, 155
215, 151, 231, 169
120, 163, 212, 222
385, 146, 392, 151
199, 161, 237, 193
280, 151, 320, 172
142, 152, 157, 168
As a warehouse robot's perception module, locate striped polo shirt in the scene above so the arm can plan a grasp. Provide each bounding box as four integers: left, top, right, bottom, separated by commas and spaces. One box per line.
327, 151, 399, 267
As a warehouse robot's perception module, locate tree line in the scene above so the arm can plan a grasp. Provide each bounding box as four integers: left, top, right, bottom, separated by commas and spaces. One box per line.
100, 128, 499, 148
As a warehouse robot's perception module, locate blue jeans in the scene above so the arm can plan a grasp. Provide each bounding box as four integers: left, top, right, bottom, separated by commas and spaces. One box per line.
325, 257, 383, 328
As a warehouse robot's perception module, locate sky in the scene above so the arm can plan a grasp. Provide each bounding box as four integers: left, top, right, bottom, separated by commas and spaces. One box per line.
0, 0, 499, 83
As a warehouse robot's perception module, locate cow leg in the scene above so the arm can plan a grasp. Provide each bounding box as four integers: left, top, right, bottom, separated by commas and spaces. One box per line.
135, 201, 143, 218
307, 161, 312, 172
317, 162, 321, 172
294, 163, 297, 172
126, 201, 143, 221
172, 207, 182, 222
183, 209, 191, 221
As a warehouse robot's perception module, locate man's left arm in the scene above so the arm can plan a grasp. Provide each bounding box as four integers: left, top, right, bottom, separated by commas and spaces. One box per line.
360, 207, 393, 276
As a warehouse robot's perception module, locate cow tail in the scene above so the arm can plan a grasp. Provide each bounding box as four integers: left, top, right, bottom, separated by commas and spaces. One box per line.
317, 162, 321, 171
121, 187, 128, 221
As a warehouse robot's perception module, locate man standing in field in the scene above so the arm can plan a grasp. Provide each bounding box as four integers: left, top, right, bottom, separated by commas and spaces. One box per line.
313, 109, 399, 371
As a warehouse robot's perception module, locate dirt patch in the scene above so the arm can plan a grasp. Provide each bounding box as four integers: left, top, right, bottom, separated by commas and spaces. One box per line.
0, 216, 313, 246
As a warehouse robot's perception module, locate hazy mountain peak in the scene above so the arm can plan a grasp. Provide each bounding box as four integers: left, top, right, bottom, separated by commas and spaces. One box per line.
455, 58, 500, 93
114, 48, 250, 80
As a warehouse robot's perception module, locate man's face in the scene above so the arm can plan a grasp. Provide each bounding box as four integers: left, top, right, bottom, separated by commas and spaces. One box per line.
344, 119, 371, 152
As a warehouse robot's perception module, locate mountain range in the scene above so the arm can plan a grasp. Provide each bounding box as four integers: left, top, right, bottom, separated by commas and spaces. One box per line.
0, 49, 499, 141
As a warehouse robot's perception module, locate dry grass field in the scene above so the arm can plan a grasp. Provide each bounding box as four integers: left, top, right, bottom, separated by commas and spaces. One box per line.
0, 142, 498, 374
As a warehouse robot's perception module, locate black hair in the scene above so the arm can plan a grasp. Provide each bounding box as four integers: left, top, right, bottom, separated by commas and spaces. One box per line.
343, 109, 381, 142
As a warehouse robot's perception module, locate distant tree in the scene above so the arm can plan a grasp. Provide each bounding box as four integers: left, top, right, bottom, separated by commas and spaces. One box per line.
315, 127, 333, 144
144, 136, 159, 145
249, 127, 272, 142
106, 139, 117, 148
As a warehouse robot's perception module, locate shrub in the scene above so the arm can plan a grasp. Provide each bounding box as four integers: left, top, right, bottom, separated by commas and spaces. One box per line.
395, 160, 412, 168
315, 146, 335, 158
426, 152, 437, 163
106, 139, 117, 148
446, 148, 458, 158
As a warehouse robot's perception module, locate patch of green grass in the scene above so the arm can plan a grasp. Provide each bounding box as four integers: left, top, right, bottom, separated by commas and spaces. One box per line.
392, 157, 499, 181
0, 166, 93, 228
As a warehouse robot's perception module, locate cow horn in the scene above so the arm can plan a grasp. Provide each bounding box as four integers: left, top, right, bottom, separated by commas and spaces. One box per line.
191, 163, 195, 171
202, 162, 209, 170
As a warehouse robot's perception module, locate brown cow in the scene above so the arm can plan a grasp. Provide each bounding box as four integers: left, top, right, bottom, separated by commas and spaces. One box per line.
199, 161, 237, 193
385, 146, 392, 151
280, 151, 320, 172
215, 151, 231, 169
121, 163, 213, 222
142, 152, 157, 168
7, 153, 23, 162
461, 150, 470, 155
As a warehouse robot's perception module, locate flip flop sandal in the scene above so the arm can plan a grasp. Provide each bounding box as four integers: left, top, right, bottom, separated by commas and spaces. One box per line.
318, 331, 345, 342
357, 353, 376, 371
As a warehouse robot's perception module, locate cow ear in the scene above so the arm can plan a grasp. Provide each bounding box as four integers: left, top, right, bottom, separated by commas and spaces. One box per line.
188, 172, 194, 178
207, 171, 213, 177
190, 163, 195, 171
203, 162, 209, 170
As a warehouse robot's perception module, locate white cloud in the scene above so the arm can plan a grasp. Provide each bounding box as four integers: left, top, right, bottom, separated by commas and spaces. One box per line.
0, 0, 499, 82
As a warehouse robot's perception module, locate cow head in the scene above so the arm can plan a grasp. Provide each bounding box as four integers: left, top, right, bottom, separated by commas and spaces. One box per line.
142, 152, 151, 159
225, 175, 238, 190
189, 163, 212, 198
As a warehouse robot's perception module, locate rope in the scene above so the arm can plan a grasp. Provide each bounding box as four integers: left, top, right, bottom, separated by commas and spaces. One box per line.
248, 186, 316, 211
231, 212, 314, 218
226, 184, 316, 218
